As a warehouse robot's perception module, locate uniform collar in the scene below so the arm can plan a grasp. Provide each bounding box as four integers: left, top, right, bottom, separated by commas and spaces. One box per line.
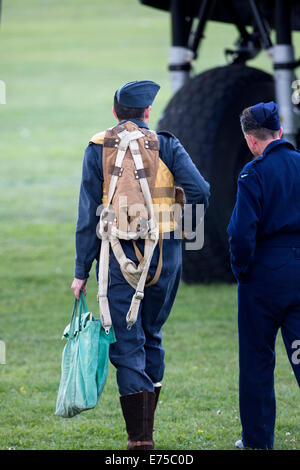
263, 138, 295, 156
255, 138, 295, 161
119, 119, 149, 129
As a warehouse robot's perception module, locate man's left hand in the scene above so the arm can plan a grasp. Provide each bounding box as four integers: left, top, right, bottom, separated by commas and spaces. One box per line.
71, 278, 87, 299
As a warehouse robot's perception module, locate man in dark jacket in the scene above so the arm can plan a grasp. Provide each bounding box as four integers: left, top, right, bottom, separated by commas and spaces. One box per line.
228, 101, 300, 450
71, 80, 210, 449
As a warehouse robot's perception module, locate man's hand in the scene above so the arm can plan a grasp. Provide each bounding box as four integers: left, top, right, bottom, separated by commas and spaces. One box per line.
71, 278, 87, 300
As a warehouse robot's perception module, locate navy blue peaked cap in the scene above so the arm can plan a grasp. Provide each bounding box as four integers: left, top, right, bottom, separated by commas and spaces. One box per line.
250, 101, 281, 130
115, 80, 160, 108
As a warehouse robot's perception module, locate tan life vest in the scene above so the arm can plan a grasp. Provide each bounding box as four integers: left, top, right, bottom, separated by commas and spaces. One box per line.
89, 121, 183, 331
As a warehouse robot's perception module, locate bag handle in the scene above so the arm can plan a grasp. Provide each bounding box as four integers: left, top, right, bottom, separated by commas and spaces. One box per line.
69, 299, 78, 338
68, 292, 89, 337
79, 291, 88, 314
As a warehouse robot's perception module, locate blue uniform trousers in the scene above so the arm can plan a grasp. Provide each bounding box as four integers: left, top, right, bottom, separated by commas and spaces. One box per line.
97, 235, 182, 396
238, 245, 300, 449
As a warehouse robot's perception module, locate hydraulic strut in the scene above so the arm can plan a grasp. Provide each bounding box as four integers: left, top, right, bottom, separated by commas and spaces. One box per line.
273, 0, 298, 145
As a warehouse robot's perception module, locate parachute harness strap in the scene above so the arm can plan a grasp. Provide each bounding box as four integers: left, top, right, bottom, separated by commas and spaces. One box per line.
98, 129, 159, 331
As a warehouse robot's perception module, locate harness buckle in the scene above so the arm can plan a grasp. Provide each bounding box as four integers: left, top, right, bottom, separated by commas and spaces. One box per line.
135, 291, 144, 300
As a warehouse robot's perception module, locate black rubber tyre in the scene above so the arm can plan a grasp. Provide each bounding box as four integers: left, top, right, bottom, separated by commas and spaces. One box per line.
157, 64, 275, 283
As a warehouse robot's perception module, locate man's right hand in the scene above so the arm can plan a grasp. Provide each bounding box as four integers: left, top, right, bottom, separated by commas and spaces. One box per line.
71, 278, 87, 300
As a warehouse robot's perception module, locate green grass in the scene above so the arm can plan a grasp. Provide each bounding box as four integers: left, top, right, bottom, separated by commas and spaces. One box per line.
0, 0, 299, 450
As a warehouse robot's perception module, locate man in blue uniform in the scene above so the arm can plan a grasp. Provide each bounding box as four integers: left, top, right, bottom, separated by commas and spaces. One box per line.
71, 80, 210, 449
228, 101, 300, 450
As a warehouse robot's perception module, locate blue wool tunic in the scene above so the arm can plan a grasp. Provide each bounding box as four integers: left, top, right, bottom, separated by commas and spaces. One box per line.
228, 138, 300, 449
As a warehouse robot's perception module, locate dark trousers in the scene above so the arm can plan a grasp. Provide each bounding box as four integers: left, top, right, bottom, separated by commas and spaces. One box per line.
238, 246, 300, 449
100, 236, 182, 396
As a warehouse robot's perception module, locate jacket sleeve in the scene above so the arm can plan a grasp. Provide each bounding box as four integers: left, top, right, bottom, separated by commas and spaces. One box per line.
74, 143, 103, 279
227, 168, 262, 281
171, 137, 210, 210
158, 133, 210, 234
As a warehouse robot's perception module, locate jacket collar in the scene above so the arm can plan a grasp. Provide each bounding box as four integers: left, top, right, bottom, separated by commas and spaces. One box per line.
263, 138, 295, 156
254, 138, 295, 162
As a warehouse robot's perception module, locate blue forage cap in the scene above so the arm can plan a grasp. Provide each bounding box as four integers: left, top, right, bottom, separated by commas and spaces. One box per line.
115, 80, 160, 108
250, 101, 281, 130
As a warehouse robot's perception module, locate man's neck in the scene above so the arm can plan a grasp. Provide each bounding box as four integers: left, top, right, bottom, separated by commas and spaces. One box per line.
118, 118, 148, 127
254, 137, 281, 158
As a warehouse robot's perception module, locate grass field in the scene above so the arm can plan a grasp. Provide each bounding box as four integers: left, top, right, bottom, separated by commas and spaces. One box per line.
0, 0, 299, 450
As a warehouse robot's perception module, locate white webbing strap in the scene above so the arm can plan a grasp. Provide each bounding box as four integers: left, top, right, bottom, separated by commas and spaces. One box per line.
98, 129, 140, 331
98, 238, 111, 333
123, 138, 159, 328
129, 138, 156, 222
106, 130, 143, 205
125, 238, 157, 329
110, 237, 146, 288
98, 128, 158, 331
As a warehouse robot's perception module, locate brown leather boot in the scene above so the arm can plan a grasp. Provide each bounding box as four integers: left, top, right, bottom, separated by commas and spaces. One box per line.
120, 390, 156, 450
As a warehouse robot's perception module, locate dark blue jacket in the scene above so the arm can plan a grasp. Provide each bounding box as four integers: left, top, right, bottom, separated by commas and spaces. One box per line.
227, 139, 300, 281
75, 119, 210, 279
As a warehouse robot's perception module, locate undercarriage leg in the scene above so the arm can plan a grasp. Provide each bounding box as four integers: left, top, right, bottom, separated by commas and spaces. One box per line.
169, 0, 193, 94
273, 0, 298, 145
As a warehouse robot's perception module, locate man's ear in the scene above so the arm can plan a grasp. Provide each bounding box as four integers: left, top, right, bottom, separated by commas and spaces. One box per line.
144, 106, 151, 119
247, 133, 256, 148
279, 126, 283, 138
245, 133, 258, 154
112, 106, 118, 120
